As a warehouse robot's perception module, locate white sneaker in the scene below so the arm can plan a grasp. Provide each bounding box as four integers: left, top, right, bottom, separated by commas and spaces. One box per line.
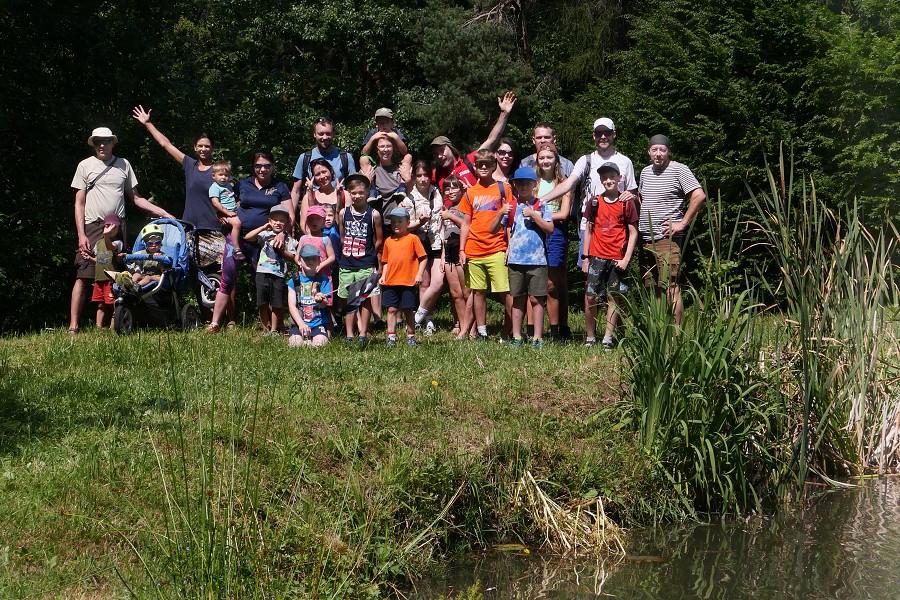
424, 318, 436, 336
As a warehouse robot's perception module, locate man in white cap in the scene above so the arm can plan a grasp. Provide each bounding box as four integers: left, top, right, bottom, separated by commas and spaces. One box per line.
68, 126, 174, 333
637, 134, 705, 325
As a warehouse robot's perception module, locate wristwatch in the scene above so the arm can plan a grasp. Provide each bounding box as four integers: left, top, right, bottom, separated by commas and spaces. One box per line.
580, 254, 588, 260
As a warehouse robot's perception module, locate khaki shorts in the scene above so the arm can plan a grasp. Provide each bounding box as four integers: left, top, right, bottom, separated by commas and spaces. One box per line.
640, 238, 681, 287
508, 264, 548, 298
465, 251, 509, 293
74, 221, 107, 279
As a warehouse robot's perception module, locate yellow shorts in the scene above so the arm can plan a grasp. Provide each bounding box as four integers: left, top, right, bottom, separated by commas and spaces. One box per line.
465, 251, 509, 293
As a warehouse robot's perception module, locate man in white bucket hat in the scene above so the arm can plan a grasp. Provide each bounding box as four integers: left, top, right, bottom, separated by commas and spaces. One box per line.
67, 126, 174, 333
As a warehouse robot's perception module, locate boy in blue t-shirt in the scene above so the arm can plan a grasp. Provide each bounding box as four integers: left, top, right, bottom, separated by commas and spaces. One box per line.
506, 167, 554, 347
244, 205, 297, 334
288, 244, 333, 347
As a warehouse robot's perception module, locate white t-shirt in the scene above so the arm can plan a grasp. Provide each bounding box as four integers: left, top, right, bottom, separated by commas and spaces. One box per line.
71, 156, 138, 224
570, 150, 637, 230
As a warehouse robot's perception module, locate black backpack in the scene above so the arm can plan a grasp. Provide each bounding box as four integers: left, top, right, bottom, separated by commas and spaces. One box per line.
569, 153, 592, 223
300, 149, 350, 182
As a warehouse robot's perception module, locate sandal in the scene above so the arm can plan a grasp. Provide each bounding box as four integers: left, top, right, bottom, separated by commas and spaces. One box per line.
67, 327, 79, 335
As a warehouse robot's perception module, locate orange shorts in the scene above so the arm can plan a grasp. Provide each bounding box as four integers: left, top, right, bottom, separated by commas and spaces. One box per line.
92, 280, 116, 305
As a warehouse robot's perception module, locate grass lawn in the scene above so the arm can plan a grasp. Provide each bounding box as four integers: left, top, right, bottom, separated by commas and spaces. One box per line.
0, 322, 664, 598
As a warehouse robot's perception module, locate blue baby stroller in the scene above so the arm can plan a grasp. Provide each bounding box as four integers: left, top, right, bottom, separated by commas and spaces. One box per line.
111, 218, 201, 334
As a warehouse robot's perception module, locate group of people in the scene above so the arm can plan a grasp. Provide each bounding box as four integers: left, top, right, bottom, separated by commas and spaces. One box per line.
68, 94, 706, 348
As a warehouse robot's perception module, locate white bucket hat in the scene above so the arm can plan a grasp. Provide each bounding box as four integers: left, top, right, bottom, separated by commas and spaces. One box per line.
88, 127, 118, 147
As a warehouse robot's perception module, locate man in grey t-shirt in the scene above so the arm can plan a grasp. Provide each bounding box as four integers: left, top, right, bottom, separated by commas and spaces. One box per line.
637, 134, 706, 325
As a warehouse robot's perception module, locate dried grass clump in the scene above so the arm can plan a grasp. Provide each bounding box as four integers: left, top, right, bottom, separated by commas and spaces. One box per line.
514, 471, 626, 558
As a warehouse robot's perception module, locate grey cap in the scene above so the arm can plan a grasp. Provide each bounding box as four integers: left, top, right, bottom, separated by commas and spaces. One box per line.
648, 134, 670, 148
269, 204, 290, 217
298, 244, 321, 258
430, 135, 453, 147
374, 107, 394, 119
597, 161, 620, 175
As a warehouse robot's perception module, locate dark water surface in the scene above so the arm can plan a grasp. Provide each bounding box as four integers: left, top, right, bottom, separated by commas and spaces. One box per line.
411, 477, 900, 599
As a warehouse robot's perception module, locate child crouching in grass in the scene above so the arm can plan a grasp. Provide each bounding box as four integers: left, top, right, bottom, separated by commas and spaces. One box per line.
506, 168, 554, 348
380, 207, 427, 347
288, 244, 332, 347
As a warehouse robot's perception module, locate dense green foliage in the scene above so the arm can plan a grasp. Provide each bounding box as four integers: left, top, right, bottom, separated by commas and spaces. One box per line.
1, 0, 896, 332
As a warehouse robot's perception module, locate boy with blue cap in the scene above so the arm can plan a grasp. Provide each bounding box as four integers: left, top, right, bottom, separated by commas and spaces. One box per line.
506, 167, 554, 347
380, 206, 428, 346
287, 243, 332, 347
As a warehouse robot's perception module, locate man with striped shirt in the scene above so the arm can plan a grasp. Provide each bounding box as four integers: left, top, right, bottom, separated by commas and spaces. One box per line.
637, 134, 706, 325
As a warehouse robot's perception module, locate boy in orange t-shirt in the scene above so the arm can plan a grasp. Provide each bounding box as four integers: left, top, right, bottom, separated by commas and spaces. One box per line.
458, 149, 516, 340
380, 207, 428, 346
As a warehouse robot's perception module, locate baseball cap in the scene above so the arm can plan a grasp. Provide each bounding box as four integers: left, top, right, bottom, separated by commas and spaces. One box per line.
343, 173, 371, 189
592, 118, 616, 132
299, 244, 321, 259
102, 214, 122, 227
374, 108, 394, 119
306, 205, 326, 219
387, 207, 410, 219
511, 167, 538, 182
269, 205, 290, 217
429, 135, 453, 147
597, 162, 621, 175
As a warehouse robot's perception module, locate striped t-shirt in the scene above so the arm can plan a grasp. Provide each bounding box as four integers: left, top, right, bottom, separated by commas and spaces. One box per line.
637, 160, 701, 241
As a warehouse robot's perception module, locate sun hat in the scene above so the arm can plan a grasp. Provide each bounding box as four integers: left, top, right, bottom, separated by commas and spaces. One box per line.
592, 118, 615, 132
511, 167, 538, 182
648, 134, 670, 148
374, 108, 394, 119
387, 207, 410, 219
102, 214, 122, 227
299, 244, 321, 258
306, 205, 327, 219
88, 127, 118, 147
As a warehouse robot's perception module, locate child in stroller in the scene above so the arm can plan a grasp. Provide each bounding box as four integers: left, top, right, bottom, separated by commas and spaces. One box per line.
107, 224, 172, 293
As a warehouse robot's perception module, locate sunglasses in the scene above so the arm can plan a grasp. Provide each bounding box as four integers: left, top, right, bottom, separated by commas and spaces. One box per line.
146, 239, 162, 246
594, 130, 613, 138
475, 161, 495, 169
95, 138, 114, 145
254, 163, 273, 170
495, 149, 514, 157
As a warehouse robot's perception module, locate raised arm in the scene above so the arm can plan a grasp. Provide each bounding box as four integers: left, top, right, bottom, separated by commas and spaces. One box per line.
132, 106, 186, 164
478, 91, 518, 151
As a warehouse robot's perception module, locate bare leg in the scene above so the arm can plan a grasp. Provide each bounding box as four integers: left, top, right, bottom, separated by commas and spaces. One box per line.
500, 292, 512, 340
419, 259, 445, 313
258, 304, 272, 332
584, 294, 599, 340
511, 295, 527, 339
605, 294, 620, 339
472, 290, 488, 328
671, 283, 683, 326
271, 308, 284, 333
387, 306, 399, 334
530, 295, 545, 340
358, 299, 372, 338
69, 278, 91, 331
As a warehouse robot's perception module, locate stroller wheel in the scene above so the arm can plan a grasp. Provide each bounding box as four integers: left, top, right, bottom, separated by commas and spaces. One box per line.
181, 304, 200, 331
198, 272, 221, 309
114, 305, 134, 335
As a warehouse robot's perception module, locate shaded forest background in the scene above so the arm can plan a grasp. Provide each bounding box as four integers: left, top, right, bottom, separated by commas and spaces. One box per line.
0, 0, 896, 332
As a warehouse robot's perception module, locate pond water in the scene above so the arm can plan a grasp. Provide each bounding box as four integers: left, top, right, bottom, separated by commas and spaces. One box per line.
411, 477, 900, 599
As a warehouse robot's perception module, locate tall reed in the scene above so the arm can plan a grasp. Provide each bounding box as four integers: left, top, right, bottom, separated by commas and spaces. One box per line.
746, 146, 900, 489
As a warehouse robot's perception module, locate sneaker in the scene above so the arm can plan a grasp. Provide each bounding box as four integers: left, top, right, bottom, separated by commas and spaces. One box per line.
424, 318, 436, 336
386, 338, 397, 348
357, 336, 369, 347
206, 323, 221, 334
407, 337, 418, 347
584, 338, 597, 348
531, 339, 544, 350
345, 336, 355, 345
509, 337, 524, 347
602, 339, 616, 352
476, 332, 490, 342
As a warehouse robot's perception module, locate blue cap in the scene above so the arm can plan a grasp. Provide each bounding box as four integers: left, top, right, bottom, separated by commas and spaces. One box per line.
387, 207, 410, 219
298, 244, 321, 258
511, 167, 538, 182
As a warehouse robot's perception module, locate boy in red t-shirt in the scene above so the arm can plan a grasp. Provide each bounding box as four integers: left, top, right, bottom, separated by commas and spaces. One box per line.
581, 162, 638, 350
380, 207, 428, 347
458, 149, 516, 340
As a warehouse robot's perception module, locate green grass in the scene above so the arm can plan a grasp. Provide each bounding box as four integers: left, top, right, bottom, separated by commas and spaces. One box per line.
0, 325, 657, 598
